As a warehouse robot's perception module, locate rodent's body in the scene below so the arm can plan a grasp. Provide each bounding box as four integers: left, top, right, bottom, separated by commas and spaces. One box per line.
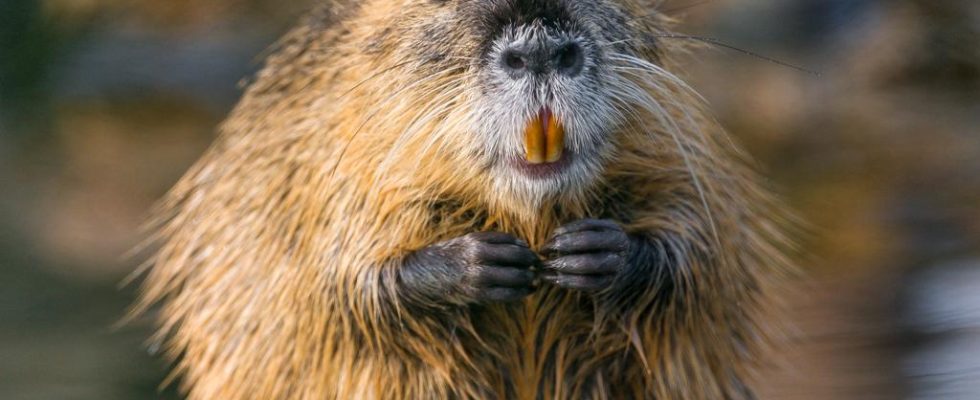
138, 1, 793, 399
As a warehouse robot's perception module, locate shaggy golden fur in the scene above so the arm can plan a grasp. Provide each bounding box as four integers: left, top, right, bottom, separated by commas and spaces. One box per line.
135, 1, 795, 398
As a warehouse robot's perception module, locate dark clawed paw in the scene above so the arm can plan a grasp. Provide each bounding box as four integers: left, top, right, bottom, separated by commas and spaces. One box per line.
542, 219, 630, 292
457, 232, 540, 303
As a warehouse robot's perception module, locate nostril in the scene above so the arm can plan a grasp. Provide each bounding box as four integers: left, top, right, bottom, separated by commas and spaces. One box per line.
555, 42, 584, 76
499, 41, 584, 77
502, 50, 527, 72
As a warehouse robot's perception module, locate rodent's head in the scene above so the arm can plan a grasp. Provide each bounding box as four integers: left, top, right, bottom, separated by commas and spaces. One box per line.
332, 0, 674, 211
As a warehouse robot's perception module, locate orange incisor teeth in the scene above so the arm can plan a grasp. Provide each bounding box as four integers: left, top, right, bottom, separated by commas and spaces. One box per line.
524, 109, 564, 164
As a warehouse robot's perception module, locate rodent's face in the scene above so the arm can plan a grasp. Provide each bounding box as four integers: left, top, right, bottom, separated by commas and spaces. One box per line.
365, 0, 663, 207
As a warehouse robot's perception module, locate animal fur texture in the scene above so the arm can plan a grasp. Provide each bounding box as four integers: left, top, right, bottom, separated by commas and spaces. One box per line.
135, 0, 795, 398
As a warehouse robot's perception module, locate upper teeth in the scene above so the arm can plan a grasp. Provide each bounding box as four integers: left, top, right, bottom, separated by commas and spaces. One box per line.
524, 108, 564, 164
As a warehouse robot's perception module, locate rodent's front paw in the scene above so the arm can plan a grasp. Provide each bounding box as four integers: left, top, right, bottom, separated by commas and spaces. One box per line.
451, 232, 539, 303
541, 219, 629, 292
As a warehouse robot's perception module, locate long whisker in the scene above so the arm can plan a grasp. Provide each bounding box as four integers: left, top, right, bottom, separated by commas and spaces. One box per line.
327, 67, 464, 179
598, 35, 819, 76
373, 81, 468, 186
652, 34, 820, 76
606, 53, 723, 253
413, 97, 473, 179
608, 53, 744, 157
602, 75, 693, 292
338, 60, 417, 99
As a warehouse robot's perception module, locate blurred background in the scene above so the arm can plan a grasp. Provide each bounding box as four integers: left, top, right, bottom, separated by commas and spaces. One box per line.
1, 0, 978, 398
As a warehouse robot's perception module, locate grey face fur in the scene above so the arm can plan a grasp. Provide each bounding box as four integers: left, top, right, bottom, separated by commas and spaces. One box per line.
470, 0, 645, 209
394, 0, 653, 208
476, 20, 620, 207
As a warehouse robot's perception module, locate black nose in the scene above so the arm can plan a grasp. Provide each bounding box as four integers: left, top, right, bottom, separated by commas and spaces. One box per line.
500, 41, 585, 78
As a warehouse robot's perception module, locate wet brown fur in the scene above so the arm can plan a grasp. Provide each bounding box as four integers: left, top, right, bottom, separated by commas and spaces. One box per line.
135, 1, 795, 399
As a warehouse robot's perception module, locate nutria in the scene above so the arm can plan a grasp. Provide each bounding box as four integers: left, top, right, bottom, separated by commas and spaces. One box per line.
135, 1, 795, 398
